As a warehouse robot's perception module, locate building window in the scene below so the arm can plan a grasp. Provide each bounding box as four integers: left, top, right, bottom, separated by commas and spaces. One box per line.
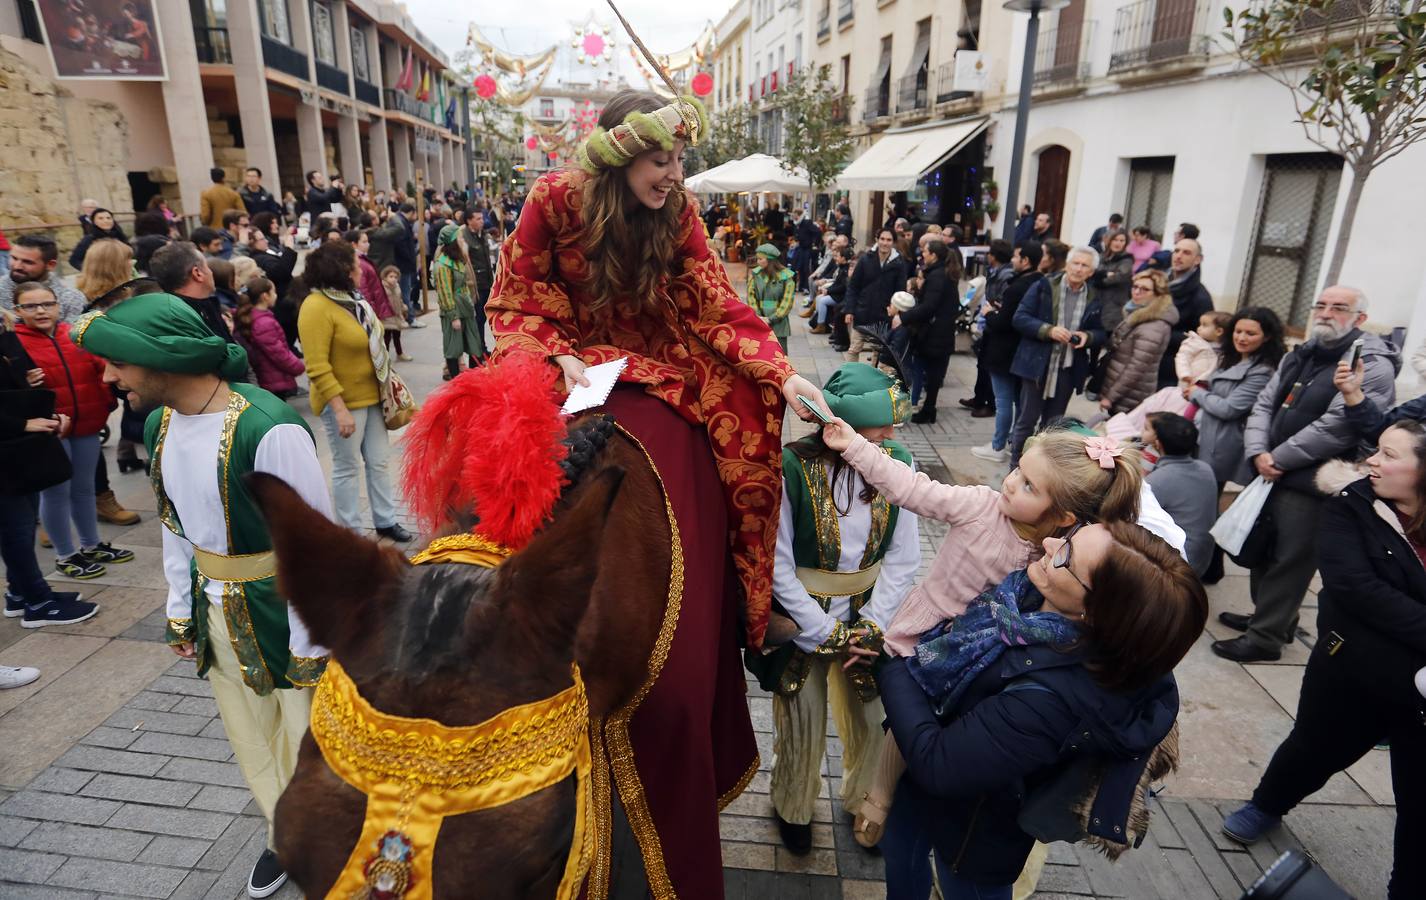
1124, 156, 1175, 244
18, 0, 44, 42
261, 0, 291, 44
312, 1, 336, 65
1241, 153, 1343, 330
539, 98, 555, 118
350, 26, 370, 81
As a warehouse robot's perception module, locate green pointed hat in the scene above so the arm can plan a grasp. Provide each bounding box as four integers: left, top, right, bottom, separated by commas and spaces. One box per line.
71, 292, 249, 380
823, 362, 911, 428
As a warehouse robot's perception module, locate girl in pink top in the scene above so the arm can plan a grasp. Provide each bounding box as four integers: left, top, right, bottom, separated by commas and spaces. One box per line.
821, 422, 1143, 847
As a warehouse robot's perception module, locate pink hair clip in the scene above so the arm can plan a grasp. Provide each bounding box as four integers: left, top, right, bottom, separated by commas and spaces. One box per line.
1084, 435, 1123, 470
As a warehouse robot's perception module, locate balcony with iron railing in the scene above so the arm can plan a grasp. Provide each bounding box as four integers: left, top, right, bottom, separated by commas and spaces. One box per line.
194, 27, 231, 64
1108, 0, 1213, 74
384, 89, 432, 121
354, 77, 381, 106
315, 60, 350, 95
897, 72, 929, 114
838, 0, 855, 27
935, 62, 976, 105
862, 84, 891, 122
1034, 21, 1097, 89
261, 35, 309, 81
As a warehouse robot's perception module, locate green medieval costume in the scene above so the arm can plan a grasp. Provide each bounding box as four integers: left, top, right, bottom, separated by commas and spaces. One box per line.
433, 224, 483, 369
747, 243, 796, 349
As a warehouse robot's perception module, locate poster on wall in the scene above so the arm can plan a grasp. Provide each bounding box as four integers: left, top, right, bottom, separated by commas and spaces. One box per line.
34, 0, 168, 80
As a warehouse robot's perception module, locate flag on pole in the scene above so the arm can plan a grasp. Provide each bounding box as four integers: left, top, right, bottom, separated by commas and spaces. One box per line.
417, 70, 431, 102
395, 48, 414, 92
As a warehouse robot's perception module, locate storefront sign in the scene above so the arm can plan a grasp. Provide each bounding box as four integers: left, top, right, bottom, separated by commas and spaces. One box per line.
953, 51, 987, 94
35, 0, 167, 80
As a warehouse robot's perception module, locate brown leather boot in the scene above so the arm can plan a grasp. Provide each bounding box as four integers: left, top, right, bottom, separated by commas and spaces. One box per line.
96, 490, 140, 526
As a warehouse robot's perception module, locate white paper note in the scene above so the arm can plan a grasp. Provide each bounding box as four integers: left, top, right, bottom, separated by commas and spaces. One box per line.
562, 357, 629, 414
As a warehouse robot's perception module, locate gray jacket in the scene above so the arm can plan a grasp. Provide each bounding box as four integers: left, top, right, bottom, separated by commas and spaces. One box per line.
1145, 455, 1220, 576
1190, 358, 1275, 485
1243, 331, 1400, 475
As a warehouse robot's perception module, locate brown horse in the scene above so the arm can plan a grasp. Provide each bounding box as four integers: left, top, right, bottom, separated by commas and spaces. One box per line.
249, 415, 670, 898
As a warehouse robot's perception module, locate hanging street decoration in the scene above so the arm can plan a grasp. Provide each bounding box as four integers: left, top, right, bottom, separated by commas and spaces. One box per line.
691, 71, 713, 97
474, 74, 498, 99
571, 22, 614, 65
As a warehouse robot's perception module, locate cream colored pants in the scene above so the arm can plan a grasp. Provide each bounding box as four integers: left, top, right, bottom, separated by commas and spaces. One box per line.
205, 607, 312, 848
770, 656, 886, 825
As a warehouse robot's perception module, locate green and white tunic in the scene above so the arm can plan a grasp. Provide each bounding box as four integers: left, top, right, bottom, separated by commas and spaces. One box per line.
150, 383, 331, 694
766, 441, 920, 699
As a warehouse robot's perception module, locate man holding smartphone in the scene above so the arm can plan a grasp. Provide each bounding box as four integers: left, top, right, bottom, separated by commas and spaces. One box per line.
1007, 245, 1106, 465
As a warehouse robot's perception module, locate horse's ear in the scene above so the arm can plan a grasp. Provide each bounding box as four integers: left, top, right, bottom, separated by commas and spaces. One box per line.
492, 466, 625, 657
245, 473, 406, 655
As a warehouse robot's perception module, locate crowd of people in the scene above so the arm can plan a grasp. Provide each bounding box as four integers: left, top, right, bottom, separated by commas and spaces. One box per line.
0, 113, 1421, 899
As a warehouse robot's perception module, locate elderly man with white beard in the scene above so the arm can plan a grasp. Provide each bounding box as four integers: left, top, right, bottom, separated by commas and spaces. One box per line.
1213, 286, 1400, 663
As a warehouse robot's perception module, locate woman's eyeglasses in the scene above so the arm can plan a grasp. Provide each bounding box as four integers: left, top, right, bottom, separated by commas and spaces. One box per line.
1131, 283, 1154, 293
15, 301, 58, 312
1052, 521, 1091, 592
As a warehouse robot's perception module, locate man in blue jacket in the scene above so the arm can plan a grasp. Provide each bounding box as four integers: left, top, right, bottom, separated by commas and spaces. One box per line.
1008, 246, 1105, 465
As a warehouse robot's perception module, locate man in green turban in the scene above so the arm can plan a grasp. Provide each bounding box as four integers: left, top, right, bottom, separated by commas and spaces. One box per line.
748, 362, 919, 856
74, 292, 329, 898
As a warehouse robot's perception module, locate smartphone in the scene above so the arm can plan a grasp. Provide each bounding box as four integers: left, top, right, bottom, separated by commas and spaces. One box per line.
798, 396, 832, 425
1349, 337, 1365, 369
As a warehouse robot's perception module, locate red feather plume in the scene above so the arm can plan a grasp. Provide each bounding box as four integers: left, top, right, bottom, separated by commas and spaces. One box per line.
401, 356, 569, 550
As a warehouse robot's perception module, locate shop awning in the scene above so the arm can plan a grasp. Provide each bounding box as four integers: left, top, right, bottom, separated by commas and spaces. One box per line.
684, 153, 813, 193
834, 116, 991, 192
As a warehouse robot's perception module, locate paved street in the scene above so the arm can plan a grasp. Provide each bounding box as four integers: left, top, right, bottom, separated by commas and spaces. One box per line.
0, 264, 1398, 898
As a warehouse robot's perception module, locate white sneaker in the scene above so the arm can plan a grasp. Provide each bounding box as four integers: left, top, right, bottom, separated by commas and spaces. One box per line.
0, 666, 40, 689
970, 443, 1009, 463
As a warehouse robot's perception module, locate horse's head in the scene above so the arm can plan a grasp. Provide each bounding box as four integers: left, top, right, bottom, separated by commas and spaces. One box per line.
247, 466, 625, 897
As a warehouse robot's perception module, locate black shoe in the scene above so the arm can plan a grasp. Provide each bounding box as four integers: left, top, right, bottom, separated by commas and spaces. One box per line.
23, 593, 96, 629
116, 456, 149, 474
3, 591, 24, 618
1218, 611, 1251, 632
1211, 636, 1281, 663
911, 409, 937, 424
970, 406, 994, 418
376, 523, 414, 543
775, 813, 812, 856
247, 848, 287, 899
957, 398, 976, 409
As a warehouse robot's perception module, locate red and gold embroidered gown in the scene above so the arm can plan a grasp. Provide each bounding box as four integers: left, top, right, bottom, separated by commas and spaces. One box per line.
487, 169, 794, 898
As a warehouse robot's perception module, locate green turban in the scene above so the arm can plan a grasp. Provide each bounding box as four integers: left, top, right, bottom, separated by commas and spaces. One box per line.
755, 243, 780, 260
438, 224, 461, 247
823, 362, 911, 428
72, 292, 249, 380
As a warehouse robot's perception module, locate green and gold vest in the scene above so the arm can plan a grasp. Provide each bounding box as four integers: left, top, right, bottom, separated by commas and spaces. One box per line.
747, 440, 912, 700
147, 383, 321, 695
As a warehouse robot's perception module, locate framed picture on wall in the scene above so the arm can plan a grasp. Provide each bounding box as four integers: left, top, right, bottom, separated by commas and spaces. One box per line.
34, 0, 168, 80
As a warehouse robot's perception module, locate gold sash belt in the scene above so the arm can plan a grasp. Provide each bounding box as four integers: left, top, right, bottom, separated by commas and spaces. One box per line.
192, 547, 275, 583
795, 561, 883, 598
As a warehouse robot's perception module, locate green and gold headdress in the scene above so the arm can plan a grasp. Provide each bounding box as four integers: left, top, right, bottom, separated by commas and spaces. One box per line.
72, 291, 249, 381
575, 0, 708, 173
823, 362, 912, 429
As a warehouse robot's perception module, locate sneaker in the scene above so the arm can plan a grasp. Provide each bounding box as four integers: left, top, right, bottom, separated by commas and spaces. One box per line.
971, 442, 1009, 463
22, 593, 97, 629
248, 848, 287, 898
1221, 802, 1281, 845
398, 353, 414, 362
0, 666, 40, 689
56, 554, 105, 580
4, 592, 24, 618
81, 542, 134, 564
408, 319, 428, 329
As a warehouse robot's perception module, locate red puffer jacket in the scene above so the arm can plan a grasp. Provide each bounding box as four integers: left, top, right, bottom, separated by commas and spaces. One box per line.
14, 322, 115, 437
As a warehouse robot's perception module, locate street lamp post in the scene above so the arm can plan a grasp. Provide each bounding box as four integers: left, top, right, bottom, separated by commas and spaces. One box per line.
1000, 0, 1069, 241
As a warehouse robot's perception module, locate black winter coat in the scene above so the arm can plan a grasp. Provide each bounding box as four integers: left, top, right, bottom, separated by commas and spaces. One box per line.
1157, 267, 1213, 387
982, 269, 1042, 374
899, 261, 957, 358
0, 331, 68, 495
881, 645, 1179, 884
1315, 471, 1426, 702
846, 250, 908, 326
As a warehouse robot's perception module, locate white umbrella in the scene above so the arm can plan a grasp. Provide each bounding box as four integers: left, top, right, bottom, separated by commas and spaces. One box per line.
684, 153, 814, 194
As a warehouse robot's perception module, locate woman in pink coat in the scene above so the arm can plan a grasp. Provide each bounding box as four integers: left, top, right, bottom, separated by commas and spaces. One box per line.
236, 276, 305, 397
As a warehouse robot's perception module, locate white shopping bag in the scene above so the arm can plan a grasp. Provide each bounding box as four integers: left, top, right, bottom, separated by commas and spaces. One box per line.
1209, 476, 1273, 556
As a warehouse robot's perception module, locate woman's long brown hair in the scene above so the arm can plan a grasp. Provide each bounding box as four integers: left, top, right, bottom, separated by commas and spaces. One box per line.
579, 90, 687, 317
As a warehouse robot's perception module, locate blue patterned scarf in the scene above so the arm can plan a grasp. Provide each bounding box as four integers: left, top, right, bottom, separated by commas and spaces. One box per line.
908, 569, 1081, 717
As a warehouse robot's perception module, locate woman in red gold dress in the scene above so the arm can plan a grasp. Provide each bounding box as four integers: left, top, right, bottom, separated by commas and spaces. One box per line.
486, 90, 827, 898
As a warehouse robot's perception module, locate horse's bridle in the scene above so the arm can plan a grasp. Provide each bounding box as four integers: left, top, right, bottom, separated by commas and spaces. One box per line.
308, 533, 593, 899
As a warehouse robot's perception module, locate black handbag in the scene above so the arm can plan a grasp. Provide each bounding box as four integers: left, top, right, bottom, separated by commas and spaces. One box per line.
1229, 504, 1276, 569
0, 389, 73, 495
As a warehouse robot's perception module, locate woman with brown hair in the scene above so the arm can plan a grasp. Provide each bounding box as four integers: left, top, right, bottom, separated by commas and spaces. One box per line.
878, 521, 1207, 899
486, 89, 828, 898
75, 239, 134, 301
1098, 269, 1178, 415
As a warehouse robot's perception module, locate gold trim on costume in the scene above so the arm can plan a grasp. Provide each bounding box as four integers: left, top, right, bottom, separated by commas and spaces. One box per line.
596, 425, 684, 900
285, 655, 327, 688
192, 548, 275, 583
312, 659, 593, 900
795, 562, 884, 600
164, 617, 195, 646
150, 407, 180, 535
407, 532, 513, 568
222, 580, 274, 696
717, 755, 761, 812
799, 458, 841, 571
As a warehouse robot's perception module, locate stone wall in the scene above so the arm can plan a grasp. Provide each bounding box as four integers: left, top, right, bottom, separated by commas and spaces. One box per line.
0, 44, 134, 266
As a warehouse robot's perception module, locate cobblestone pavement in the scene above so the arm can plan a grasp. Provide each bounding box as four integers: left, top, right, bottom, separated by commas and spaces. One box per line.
0, 263, 1398, 898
